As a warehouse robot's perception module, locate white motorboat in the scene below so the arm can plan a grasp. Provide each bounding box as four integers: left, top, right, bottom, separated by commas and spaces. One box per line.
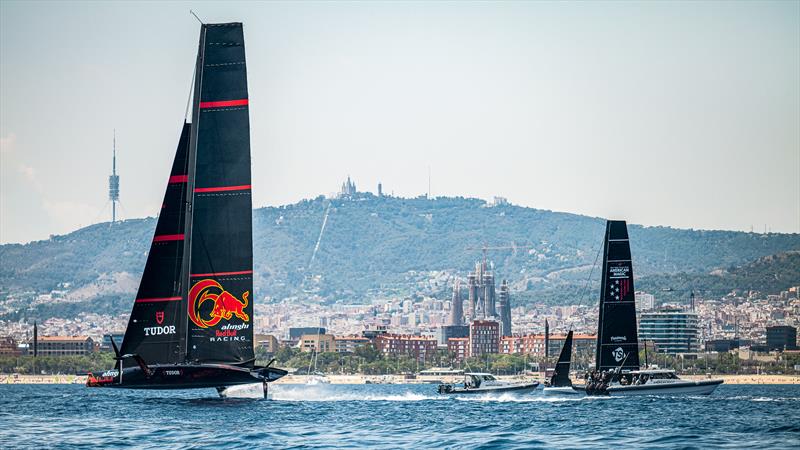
306, 372, 331, 385
438, 373, 539, 395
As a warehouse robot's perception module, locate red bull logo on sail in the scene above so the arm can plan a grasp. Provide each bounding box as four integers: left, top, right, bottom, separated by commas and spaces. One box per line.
188, 279, 250, 328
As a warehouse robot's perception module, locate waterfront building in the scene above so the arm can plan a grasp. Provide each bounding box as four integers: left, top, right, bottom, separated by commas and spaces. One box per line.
705, 339, 740, 352
289, 327, 326, 340
500, 335, 520, 354
334, 335, 370, 353
636, 291, 656, 311
0, 336, 21, 356
469, 320, 500, 357
437, 325, 469, 346
639, 308, 700, 354
766, 325, 797, 351
362, 324, 389, 342
299, 333, 335, 353
375, 334, 437, 361
100, 332, 124, 352
500, 333, 595, 358
35, 336, 95, 356
448, 337, 469, 361
255, 334, 280, 354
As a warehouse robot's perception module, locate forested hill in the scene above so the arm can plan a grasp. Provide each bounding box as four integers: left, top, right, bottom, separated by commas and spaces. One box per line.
637, 251, 800, 303
1, 194, 799, 316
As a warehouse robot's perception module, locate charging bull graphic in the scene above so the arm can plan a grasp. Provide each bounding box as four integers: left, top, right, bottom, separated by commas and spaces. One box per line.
188, 279, 250, 328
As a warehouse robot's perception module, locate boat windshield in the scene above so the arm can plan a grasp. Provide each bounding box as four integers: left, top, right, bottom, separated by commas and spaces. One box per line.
465, 374, 496, 388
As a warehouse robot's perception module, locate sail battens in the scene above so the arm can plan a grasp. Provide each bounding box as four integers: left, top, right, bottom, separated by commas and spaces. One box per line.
194, 184, 251, 193
153, 234, 185, 242
169, 175, 188, 183
199, 99, 248, 108
190, 270, 253, 277
135, 296, 182, 303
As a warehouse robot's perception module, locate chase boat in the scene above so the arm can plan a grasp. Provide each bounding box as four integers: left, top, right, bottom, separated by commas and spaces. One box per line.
438, 373, 539, 395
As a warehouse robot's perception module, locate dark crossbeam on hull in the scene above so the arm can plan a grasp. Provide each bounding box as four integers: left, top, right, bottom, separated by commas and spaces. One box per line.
87, 22, 286, 394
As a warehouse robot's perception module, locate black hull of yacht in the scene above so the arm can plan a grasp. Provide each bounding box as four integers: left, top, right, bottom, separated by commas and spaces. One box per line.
87, 363, 287, 390
575, 379, 724, 396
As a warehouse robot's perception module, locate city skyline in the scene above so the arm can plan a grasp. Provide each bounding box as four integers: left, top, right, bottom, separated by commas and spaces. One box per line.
2, 1, 799, 244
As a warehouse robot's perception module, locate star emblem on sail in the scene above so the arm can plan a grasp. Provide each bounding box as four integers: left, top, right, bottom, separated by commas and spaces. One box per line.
609, 280, 621, 300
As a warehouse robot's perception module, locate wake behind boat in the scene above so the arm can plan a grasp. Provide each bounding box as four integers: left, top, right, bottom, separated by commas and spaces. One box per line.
580, 220, 723, 397
87, 21, 286, 397
438, 373, 539, 395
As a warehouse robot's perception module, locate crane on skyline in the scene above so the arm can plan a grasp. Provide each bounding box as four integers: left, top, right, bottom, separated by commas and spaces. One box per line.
464, 242, 535, 268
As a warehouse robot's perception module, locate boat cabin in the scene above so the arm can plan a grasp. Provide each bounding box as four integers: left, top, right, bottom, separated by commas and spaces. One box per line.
616, 369, 679, 386
464, 373, 499, 389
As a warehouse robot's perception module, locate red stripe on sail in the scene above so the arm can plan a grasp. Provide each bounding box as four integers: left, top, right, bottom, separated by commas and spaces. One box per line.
153, 234, 185, 242
191, 270, 253, 278
135, 296, 181, 303
169, 175, 188, 183
194, 184, 251, 193
199, 99, 249, 108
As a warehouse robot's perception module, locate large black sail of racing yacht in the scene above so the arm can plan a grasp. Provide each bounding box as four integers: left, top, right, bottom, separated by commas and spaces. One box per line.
186, 21, 255, 366
87, 22, 286, 395
595, 220, 640, 372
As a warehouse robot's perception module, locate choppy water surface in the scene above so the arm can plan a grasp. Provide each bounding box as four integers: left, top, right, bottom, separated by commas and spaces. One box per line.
1, 383, 798, 449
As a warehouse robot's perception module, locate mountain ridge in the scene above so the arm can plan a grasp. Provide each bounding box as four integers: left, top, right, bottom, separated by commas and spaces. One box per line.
1, 194, 798, 321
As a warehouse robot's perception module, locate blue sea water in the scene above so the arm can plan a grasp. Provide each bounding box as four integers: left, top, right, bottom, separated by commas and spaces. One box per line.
0, 383, 798, 449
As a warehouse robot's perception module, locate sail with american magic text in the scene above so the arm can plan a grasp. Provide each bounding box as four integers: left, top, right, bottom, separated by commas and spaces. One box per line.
595, 220, 640, 372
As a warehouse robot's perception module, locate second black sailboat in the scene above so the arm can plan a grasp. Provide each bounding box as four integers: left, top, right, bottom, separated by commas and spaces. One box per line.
543, 331, 580, 395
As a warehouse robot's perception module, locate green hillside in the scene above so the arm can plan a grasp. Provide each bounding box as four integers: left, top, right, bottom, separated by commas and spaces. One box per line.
1, 194, 798, 320
638, 251, 800, 303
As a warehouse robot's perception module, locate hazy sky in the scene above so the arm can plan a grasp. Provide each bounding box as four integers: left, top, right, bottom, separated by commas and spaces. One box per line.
1, 1, 798, 244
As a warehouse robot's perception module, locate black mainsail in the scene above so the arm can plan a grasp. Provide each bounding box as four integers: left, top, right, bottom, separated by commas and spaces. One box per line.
184, 22, 255, 366
89, 22, 285, 393
549, 330, 573, 387
595, 220, 640, 372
